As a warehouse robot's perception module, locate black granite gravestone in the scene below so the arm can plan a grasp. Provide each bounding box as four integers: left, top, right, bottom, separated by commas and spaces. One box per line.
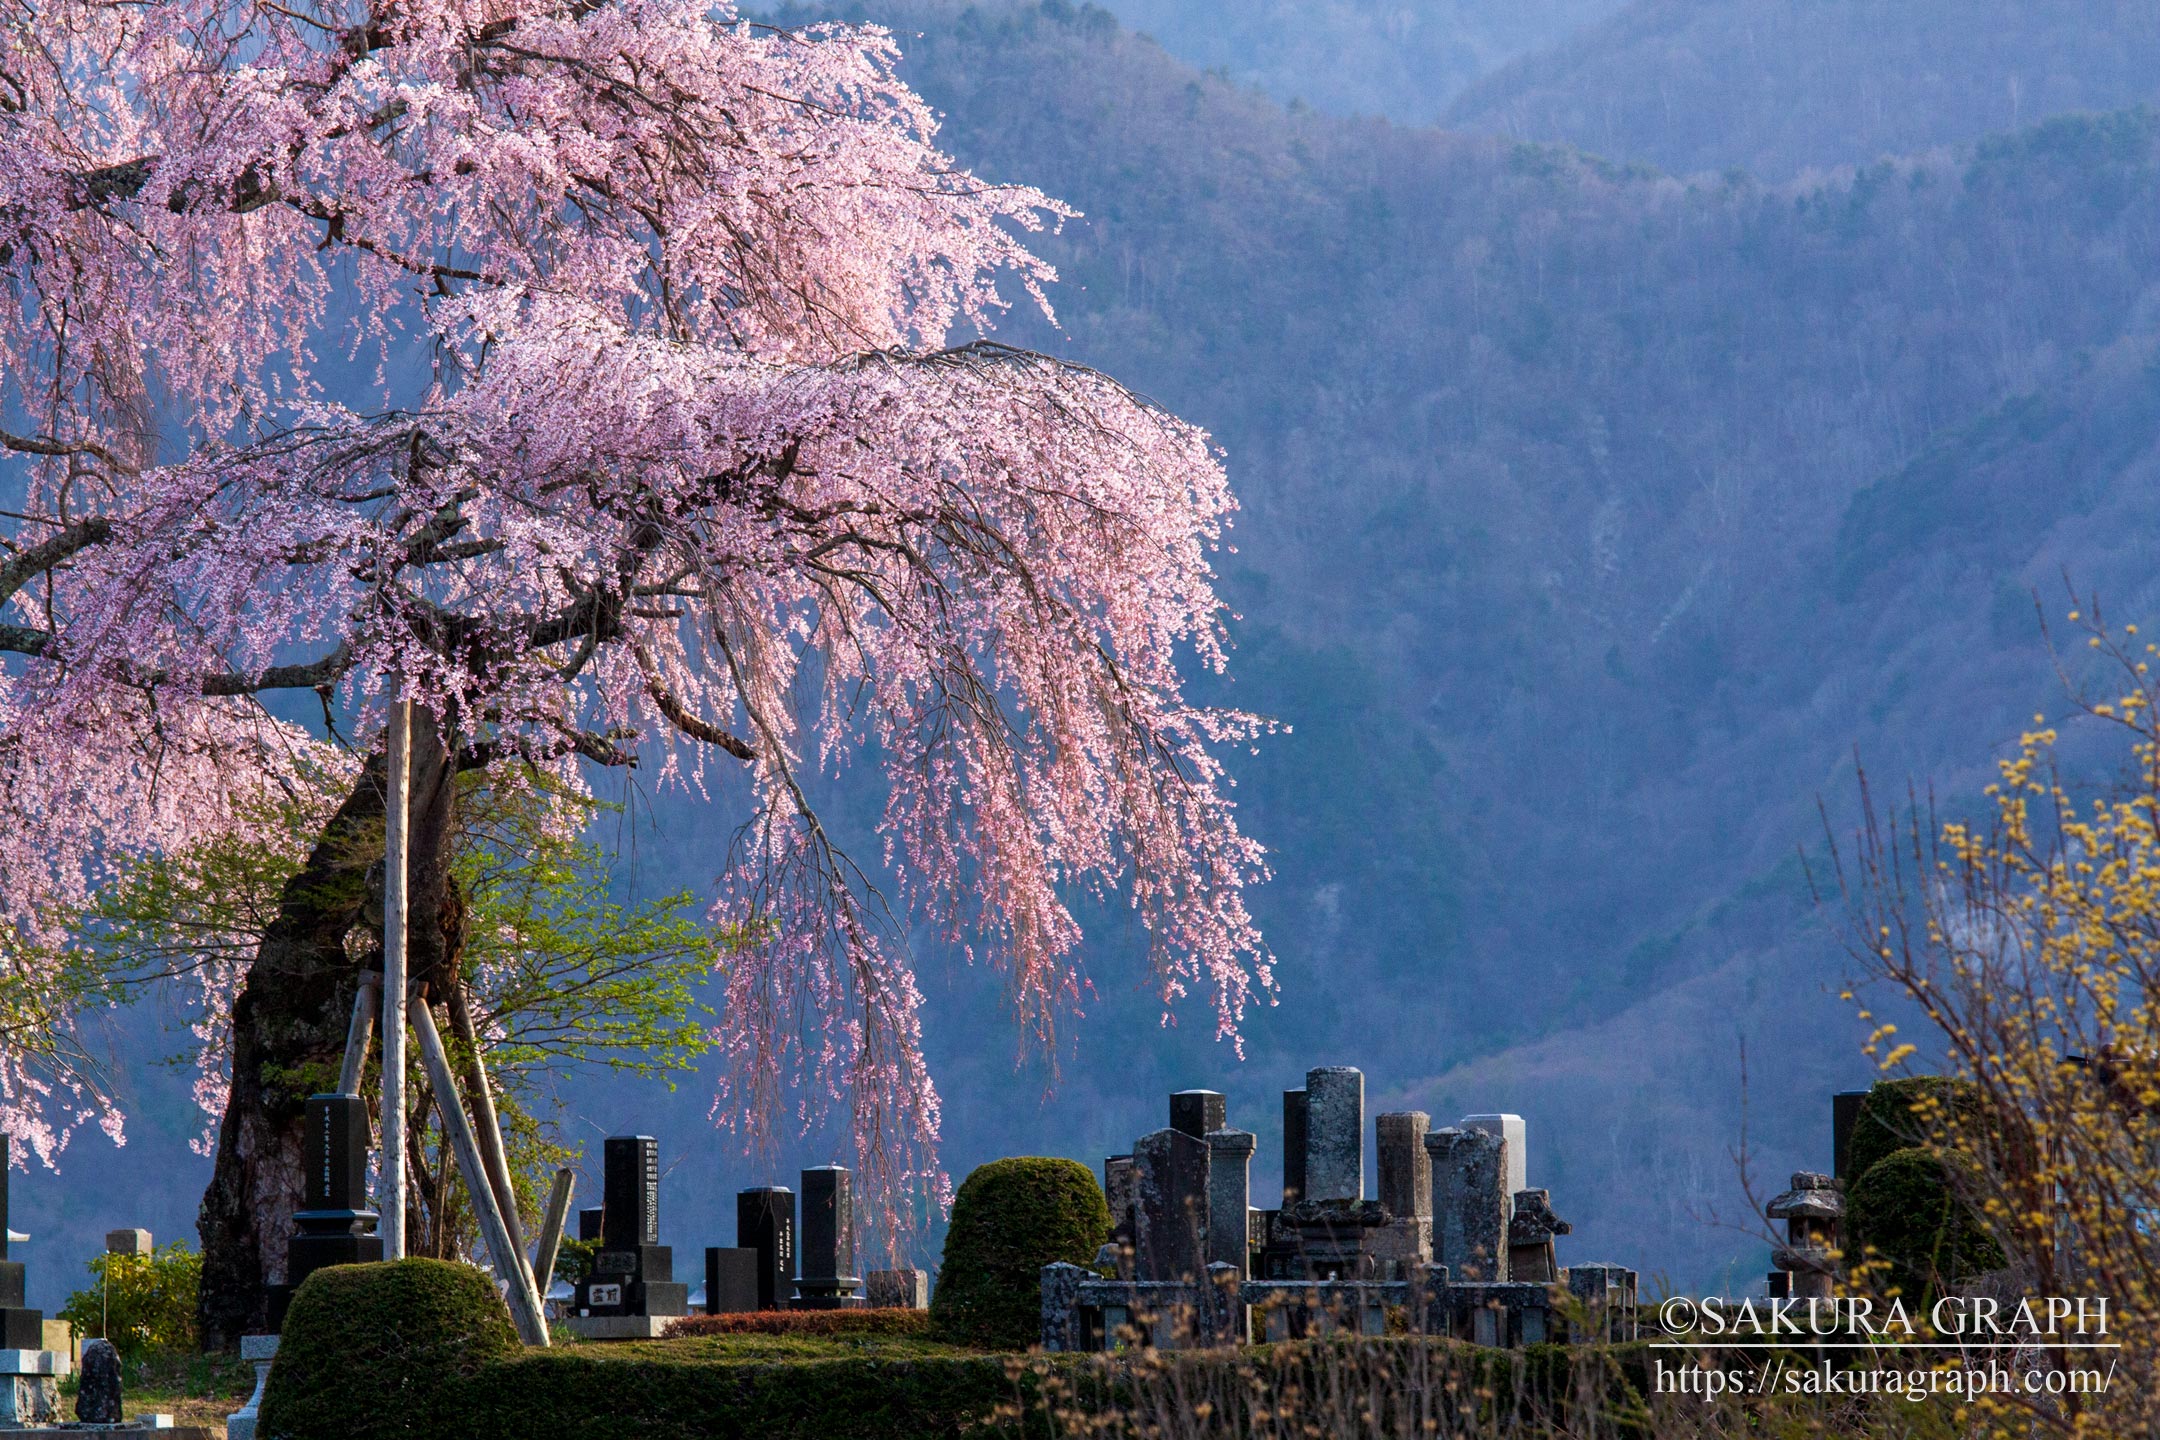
1282, 1090, 1308, 1207
273, 1093, 384, 1329
703, 1247, 760, 1314
736, 1187, 796, 1309
795, 1167, 862, 1308
573, 1136, 687, 1318
0, 1167, 40, 1349
1833, 1090, 1870, 1180
1170, 1090, 1226, 1140
603, 1135, 659, 1247
579, 1207, 605, 1243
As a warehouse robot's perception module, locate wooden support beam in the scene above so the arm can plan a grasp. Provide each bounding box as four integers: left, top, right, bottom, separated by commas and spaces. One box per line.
338, 976, 379, 1096
532, 1168, 576, 1305
382, 700, 410, 1260
408, 997, 550, 1347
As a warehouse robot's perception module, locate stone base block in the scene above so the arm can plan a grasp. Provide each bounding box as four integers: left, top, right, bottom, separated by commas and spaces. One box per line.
0, 1313, 41, 1354
0, 1372, 56, 1426
564, 1314, 676, 1341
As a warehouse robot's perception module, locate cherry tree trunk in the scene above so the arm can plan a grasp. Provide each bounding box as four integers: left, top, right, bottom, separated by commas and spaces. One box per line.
195, 711, 463, 1347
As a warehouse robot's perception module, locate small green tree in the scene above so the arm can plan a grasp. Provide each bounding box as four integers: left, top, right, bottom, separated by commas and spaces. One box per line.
63, 767, 733, 1262
58, 1242, 201, 1359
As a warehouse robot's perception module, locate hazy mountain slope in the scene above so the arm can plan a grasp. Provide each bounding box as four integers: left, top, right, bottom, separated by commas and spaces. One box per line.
1447, 0, 2160, 178
1087, 0, 1623, 123
37, 5, 2160, 1292
754, 6, 2160, 1280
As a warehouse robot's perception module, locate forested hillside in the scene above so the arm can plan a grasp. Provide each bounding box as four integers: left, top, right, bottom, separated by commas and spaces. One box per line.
1086, 0, 1619, 123
1447, 0, 2160, 177
31, 2, 2160, 1297
721, 2, 2160, 1282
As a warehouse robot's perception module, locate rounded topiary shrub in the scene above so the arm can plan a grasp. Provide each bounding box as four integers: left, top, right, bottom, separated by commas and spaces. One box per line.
931, 1156, 1110, 1350
1845, 1145, 2005, 1300
258, 1259, 519, 1440
1847, 1076, 1988, 1186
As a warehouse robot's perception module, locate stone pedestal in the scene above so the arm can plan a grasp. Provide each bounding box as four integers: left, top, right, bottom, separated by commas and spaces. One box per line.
703, 1248, 760, 1314
0, 1348, 64, 1426
1288, 1198, 1389, 1281
223, 1334, 277, 1440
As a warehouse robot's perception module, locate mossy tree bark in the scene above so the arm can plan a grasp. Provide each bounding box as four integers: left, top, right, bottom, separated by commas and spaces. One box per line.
196, 709, 465, 1348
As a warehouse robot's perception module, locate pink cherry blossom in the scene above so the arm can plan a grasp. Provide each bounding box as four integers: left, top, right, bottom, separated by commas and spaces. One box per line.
0, 0, 1270, 1211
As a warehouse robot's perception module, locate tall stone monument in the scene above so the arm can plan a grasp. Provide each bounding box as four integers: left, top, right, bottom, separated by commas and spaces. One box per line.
736, 1186, 797, 1309
796, 1166, 863, 1308
1372, 1111, 1433, 1277
273, 1093, 383, 1329
1304, 1068, 1364, 1203
1103, 1155, 1138, 1277
1375, 1112, 1431, 1222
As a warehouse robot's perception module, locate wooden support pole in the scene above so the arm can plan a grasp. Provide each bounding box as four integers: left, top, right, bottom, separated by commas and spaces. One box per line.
409, 996, 550, 1347
532, 1169, 576, 1305
444, 983, 532, 1288
381, 699, 411, 1261
338, 976, 379, 1097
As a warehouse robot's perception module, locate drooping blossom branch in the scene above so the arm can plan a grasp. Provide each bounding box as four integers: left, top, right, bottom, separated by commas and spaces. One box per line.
0, 0, 1270, 1216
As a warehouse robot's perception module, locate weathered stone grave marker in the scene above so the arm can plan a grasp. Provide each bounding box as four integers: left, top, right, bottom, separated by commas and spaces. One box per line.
1428, 1126, 1510, 1281
1133, 1128, 1209, 1282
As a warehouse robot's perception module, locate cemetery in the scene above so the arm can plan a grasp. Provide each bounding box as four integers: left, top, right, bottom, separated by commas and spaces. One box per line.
0, 1062, 1940, 1437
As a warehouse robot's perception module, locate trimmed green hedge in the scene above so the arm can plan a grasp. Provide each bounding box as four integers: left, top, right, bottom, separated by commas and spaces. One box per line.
257, 1259, 519, 1440
447, 1350, 1077, 1440
665, 1308, 934, 1339
1845, 1146, 2005, 1299
931, 1157, 1110, 1349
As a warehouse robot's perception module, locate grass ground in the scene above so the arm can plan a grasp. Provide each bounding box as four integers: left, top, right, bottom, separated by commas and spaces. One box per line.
64, 1349, 258, 1430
